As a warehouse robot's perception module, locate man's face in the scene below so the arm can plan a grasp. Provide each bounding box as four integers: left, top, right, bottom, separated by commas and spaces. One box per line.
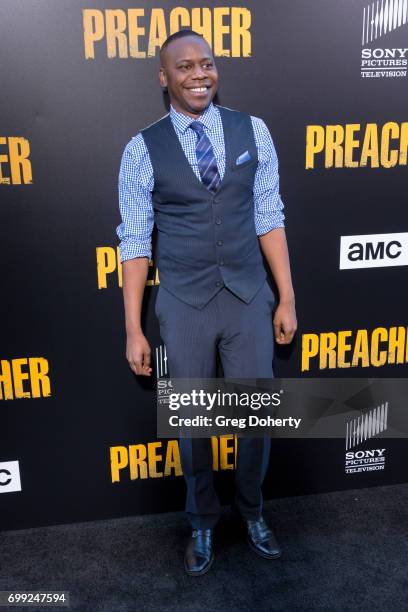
159, 36, 218, 118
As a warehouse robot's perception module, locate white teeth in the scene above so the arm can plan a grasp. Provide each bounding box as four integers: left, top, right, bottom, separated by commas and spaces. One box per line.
190, 87, 207, 92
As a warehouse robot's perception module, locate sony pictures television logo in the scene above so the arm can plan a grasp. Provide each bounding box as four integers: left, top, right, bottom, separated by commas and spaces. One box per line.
361, 0, 408, 78
155, 343, 173, 407
339, 232, 408, 269
345, 403, 388, 474
155, 344, 168, 379
0, 460, 22, 493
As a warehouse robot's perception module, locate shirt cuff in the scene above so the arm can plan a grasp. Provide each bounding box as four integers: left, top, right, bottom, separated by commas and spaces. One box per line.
255, 213, 285, 236
119, 240, 152, 262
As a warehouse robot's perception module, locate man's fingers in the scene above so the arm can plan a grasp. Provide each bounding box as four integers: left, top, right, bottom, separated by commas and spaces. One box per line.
129, 357, 151, 376
126, 336, 152, 376
274, 321, 297, 344
133, 358, 143, 374
143, 349, 151, 368
273, 322, 284, 340
142, 349, 152, 375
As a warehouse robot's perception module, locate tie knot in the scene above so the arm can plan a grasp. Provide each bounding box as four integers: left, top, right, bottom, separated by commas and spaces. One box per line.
189, 121, 205, 135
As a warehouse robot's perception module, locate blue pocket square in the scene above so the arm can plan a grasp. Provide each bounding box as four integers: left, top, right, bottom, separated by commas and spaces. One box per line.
236, 150, 252, 165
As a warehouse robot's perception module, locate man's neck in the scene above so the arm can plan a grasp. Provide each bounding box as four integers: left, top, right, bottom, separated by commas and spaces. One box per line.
170, 102, 213, 119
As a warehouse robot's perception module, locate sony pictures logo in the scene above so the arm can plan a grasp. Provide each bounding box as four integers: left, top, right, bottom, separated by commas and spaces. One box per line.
155, 344, 168, 379
361, 0, 408, 78
339, 232, 408, 269
345, 402, 388, 474
0, 460, 22, 493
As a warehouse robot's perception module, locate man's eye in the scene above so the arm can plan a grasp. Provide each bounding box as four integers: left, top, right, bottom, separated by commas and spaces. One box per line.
203, 63, 213, 69
179, 65, 190, 70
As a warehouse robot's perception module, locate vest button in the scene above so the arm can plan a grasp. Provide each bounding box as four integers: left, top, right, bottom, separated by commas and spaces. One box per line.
219, 260, 225, 266
216, 240, 223, 246
215, 281, 222, 287
213, 197, 221, 205
215, 218, 222, 225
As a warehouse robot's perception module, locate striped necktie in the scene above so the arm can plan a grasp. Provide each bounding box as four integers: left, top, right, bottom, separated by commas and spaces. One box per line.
189, 121, 221, 193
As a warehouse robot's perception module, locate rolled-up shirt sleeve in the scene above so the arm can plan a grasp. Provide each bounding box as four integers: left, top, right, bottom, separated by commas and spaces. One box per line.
251, 116, 285, 236
116, 134, 154, 262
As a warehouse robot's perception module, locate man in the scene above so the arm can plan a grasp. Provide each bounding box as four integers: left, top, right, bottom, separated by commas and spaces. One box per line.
117, 29, 297, 576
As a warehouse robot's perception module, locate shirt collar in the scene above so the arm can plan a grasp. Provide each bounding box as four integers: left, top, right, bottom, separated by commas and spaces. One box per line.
169, 102, 218, 135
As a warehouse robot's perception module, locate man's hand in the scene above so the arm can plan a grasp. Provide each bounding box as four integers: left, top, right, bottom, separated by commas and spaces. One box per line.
126, 330, 152, 376
273, 298, 297, 345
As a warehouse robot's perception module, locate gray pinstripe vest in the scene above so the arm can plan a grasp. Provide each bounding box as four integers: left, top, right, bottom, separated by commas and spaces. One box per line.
142, 106, 266, 309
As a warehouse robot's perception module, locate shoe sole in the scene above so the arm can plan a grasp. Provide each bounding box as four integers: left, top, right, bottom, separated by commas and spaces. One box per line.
184, 553, 214, 576
247, 537, 282, 560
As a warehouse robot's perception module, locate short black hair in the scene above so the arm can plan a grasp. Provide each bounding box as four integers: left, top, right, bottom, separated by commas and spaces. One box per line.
160, 29, 204, 58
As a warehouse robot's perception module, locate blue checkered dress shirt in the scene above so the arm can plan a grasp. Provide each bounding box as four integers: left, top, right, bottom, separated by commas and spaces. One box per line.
117, 102, 285, 262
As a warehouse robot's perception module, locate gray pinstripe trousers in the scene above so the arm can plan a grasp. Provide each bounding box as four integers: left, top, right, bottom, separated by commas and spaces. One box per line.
155, 280, 275, 529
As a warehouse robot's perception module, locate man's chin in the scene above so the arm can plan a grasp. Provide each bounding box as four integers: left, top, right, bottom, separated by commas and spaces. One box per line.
171, 94, 215, 117
183, 91, 215, 112
187, 99, 213, 116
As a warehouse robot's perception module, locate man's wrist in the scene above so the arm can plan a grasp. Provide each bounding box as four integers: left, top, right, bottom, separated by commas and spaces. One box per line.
278, 293, 295, 305
126, 326, 143, 336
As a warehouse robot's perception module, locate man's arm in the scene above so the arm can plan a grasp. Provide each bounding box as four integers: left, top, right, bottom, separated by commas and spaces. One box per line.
117, 136, 155, 375
259, 228, 297, 345
122, 258, 152, 376
251, 117, 297, 345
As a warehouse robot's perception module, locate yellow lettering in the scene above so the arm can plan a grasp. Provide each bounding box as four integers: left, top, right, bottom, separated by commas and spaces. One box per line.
106, 9, 128, 58
231, 8, 251, 57
211, 437, 219, 471
8, 137, 32, 184
12, 358, 30, 399
0, 136, 10, 184
344, 124, 360, 168
381, 122, 399, 167
399, 122, 408, 165
305, 126, 324, 169
148, 9, 167, 57
110, 446, 129, 482
83, 9, 105, 59
360, 123, 379, 167
370, 327, 388, 367
301, 333, 319, 371
147, 442, 163, 477
128, 9, 146, 58
388, 326, 406, 364
96, 247, 117, 288
116, 247, 123, 287
325, 125, 344, 168
164, 440, 182, 476
0, 360, 13, 400
145, 259, 160, 286
191, 8, 212, 48
28, 357, 51, 398
319, 333, 337, 369
337, 331, 352, 367
169, 7, 190, 34
213, 7, 230, 57
351, 329, 369, 367
129, 444, 148, 479
219, 435, 235, 470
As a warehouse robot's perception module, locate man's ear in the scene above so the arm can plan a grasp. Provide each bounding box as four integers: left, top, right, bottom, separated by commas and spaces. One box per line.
159, 68, 167, 89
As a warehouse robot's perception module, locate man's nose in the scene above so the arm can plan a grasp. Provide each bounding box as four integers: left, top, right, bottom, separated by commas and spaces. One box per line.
192, 66, 206, 79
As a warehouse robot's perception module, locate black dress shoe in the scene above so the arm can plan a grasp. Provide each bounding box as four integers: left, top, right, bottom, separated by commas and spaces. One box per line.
184, 529, 214, 576
246, 517, 281, 560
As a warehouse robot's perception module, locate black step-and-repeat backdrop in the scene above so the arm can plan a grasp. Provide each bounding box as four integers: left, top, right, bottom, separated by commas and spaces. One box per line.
1, 0, 407, 530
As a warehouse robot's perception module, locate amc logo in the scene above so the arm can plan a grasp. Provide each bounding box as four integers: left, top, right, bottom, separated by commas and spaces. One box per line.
0, 461, 22, 493
340, 232, 408, 269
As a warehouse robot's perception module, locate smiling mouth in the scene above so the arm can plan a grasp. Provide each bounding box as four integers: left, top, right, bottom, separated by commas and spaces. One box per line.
187, 86, 210, 93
